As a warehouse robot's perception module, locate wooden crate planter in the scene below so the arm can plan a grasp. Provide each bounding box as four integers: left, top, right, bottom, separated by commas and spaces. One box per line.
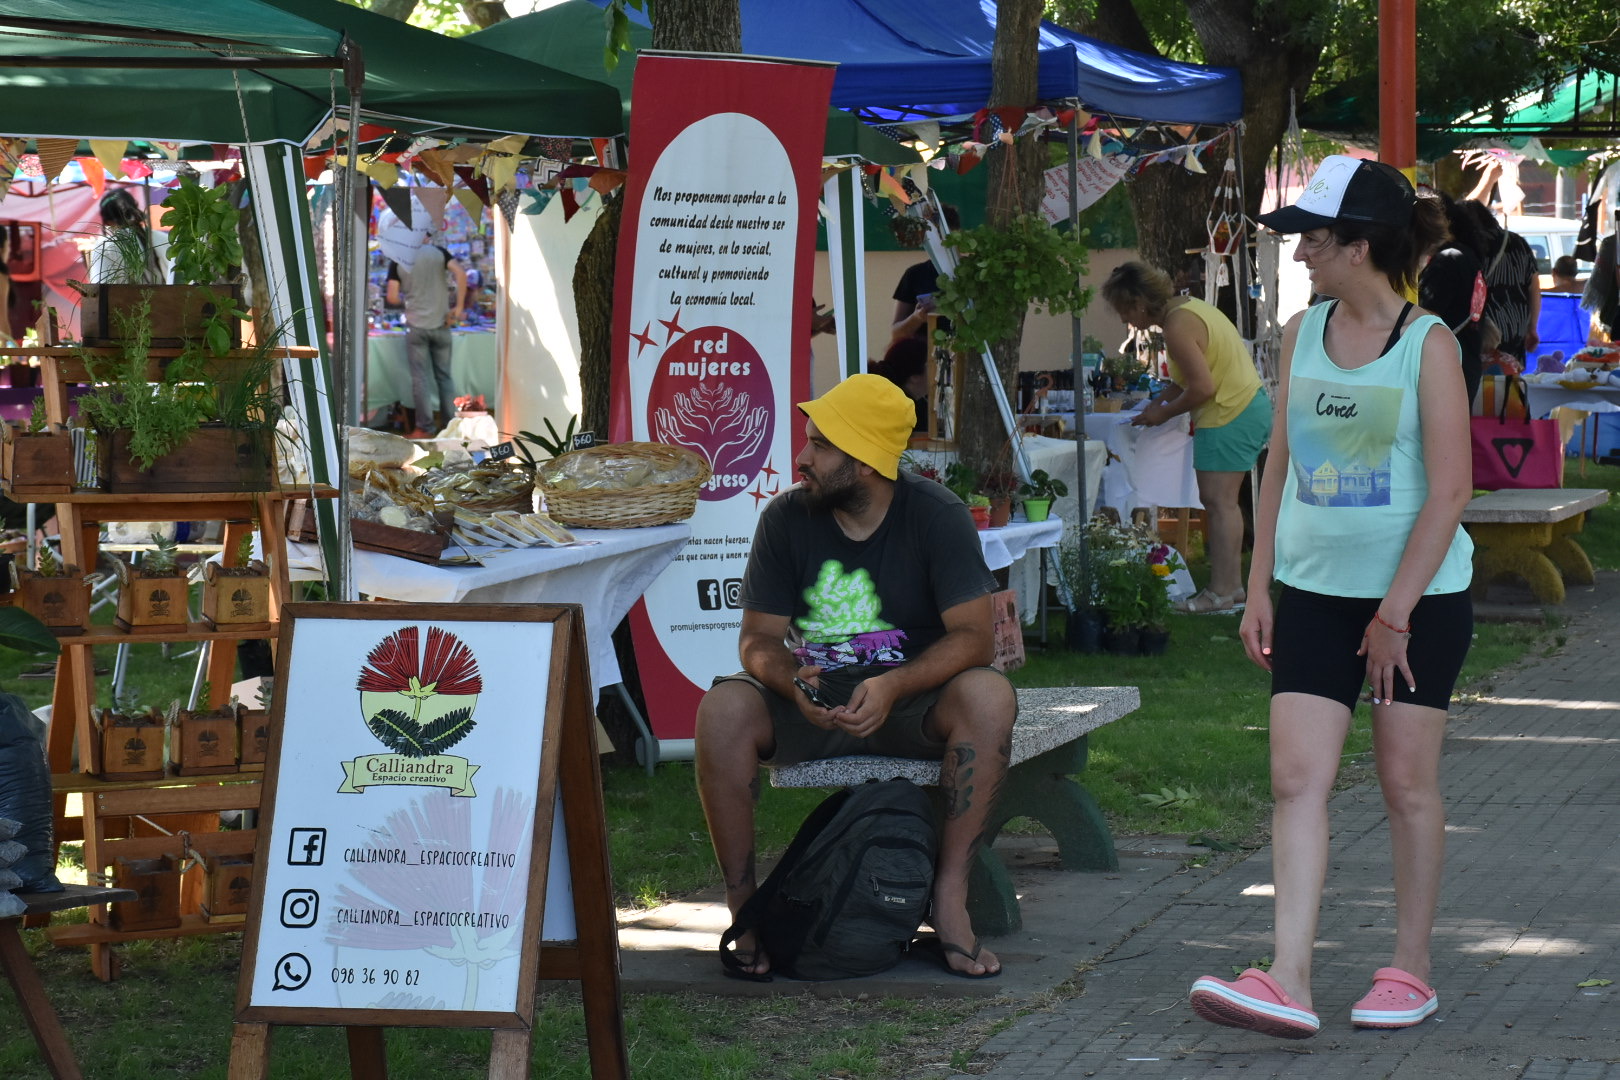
110, 853, 183, 932
96, 709, 167, 781
171, 707, 238, 775
103, 424, 272, 494
115, 565, 191, 633
237, 707, 271, 770
15, 567, 89, 635
198, 852, 254, 923
201, 560, 271, 631
0, 424, 75, 498
79, 283, 244, 350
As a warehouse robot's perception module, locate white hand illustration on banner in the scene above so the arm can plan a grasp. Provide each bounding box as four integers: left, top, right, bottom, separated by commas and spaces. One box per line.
652, 383, 769, 475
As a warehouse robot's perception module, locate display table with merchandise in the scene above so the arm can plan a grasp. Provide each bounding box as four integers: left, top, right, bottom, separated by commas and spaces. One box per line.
286, 523, 691, 695
364, 329, 498, 416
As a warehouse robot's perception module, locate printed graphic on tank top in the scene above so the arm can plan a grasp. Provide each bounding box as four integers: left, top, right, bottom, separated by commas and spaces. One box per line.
1287, 376, 1404, 508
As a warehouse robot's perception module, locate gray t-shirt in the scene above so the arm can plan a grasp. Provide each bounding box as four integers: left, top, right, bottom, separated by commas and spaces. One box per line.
395, 245, 454, 330
741, 470, 995, 672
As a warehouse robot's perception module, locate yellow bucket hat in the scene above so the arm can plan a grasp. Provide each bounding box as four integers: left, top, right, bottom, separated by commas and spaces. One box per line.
798, 374, 915, 481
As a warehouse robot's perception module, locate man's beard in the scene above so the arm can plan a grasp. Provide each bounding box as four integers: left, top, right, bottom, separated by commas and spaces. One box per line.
800, 457, 867, 514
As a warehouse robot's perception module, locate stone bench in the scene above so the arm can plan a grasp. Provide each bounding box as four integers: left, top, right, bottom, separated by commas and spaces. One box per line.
1462, 487, 1609, 604
768, 685, 1140, 935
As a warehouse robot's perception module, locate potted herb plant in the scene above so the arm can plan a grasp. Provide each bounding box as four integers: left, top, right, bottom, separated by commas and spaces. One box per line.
1055, 532, 1105, 654
80, 177, 246, 351
941, 462, 991, 528
95, 702, 168, 781
979, 470, 1018, 528
201, 530, 271, 630
15, 544, 89, 636
77, 295, 283, 493
0, 396, 75, 498
1017, 468, 1069, 523
1138, 545, 1178, 656
115, 531, 190, 632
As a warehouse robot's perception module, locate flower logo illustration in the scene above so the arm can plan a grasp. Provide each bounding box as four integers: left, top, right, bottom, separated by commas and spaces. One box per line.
357, 626, 483, 758
340, 626, 485, 797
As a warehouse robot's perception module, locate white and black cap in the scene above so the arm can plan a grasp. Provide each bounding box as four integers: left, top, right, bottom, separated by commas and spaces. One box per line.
1256, 154, 1416, 234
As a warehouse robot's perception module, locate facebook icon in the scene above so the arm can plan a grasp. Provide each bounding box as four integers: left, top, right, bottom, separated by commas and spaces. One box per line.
287, 828, 327, 866
697, 579, 722, 610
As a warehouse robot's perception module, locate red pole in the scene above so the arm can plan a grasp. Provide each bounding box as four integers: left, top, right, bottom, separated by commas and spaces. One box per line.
1378, 0, 1417, 169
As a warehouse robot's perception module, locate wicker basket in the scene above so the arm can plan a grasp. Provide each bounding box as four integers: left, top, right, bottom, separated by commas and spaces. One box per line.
537, 442, 711, 529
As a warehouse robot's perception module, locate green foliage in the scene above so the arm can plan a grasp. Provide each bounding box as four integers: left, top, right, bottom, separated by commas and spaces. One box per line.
508, 415, 579, 466
26, 395, 45, 433
1138, 785, 1199, 810
159, 177, 242, 287
933, 212, 1092, 353
942, 461, 978, 502
97, 226, 157, 287
0, 606, 61, 659
1018, 468, 1069, 501
604, 0, 652, 70
77, 294, 211, 471
35, 544, 62, 578
143, 531, 180, 575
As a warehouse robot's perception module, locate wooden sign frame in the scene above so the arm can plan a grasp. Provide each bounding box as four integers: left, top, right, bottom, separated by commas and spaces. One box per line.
229, 602, 627, 1079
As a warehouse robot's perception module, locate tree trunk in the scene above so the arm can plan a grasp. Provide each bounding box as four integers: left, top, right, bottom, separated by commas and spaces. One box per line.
652, 0, 741, 51
460, 1, 508, 29
573, 193, 624, 439
959, 0, 1045, 482
367, 0, 418, 21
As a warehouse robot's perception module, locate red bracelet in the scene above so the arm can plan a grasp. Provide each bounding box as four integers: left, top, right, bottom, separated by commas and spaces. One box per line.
1372, 611, 1411, 635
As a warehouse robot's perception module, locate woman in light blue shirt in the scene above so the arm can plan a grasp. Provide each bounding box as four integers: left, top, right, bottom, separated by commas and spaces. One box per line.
1187, 157, 1473, 1040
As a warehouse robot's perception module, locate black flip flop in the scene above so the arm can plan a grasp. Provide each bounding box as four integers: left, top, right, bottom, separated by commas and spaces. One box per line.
719, 949, 773, 983
920, 937, 1001, 980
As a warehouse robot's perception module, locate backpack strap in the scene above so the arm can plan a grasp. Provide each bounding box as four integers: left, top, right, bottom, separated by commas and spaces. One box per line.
1485, 229, 1511, 278
719, 786, 854, 973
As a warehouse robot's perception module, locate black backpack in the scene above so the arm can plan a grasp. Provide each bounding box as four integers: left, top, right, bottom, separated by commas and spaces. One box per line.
721, 779, 937, 980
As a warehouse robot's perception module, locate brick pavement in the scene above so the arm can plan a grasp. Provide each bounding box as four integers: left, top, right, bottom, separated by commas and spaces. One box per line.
952, 573, 1620, 1080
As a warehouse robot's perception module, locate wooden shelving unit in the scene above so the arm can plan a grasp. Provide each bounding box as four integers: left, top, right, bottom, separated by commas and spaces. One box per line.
6, 337, 317, 980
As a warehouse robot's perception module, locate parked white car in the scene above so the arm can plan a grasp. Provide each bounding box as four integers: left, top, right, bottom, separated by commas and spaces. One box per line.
1506, 215, 1588, 291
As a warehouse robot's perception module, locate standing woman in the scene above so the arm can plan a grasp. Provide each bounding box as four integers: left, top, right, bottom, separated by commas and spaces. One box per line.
88, 188, 167, 286
1188, 157, 1473, 1038
1101, 262, 1270, 613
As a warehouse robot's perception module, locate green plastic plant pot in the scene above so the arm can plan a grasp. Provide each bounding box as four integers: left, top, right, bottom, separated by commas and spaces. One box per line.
1023, 498, 1052, 522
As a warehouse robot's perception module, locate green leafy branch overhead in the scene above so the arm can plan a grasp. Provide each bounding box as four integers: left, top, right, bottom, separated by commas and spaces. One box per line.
932, 213, 1092, 354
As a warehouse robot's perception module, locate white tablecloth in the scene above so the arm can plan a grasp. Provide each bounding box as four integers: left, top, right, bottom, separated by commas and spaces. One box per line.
978, 517, 1063, 572
1095, 410, 1201, 513
287, 524, 691, 695
1523, 381, 1620, 418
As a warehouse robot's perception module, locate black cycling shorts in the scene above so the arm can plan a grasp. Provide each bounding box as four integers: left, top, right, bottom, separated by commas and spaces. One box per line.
1269, 585, 1472, 711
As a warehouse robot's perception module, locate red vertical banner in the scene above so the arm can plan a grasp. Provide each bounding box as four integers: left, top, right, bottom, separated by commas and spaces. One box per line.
610, 55, 835, 743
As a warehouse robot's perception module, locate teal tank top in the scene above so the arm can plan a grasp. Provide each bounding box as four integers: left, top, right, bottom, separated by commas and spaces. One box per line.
1274, 301, 1473, 598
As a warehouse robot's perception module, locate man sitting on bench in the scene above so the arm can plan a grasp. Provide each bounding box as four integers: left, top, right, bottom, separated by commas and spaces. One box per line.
695, 374, 1016, 980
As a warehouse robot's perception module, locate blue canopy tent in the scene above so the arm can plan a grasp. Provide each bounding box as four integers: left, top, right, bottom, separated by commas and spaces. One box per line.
737, 0, 1242, 124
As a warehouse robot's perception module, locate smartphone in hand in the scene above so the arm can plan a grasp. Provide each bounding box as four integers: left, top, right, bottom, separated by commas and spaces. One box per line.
793, 676, 831, 709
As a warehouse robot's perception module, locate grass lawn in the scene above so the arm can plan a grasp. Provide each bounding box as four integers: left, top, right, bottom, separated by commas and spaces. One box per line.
4, 472, 1612, 1079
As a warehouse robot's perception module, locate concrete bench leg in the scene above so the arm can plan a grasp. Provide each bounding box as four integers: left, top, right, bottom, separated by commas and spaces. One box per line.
931, 736, 1120, 937
1546, 514, 1595, 587
1469, 521, 1566, 604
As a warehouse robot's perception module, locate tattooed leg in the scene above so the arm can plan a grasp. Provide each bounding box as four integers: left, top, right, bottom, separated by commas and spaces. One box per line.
926, 668, 1016, 976
695, 680, 776, 975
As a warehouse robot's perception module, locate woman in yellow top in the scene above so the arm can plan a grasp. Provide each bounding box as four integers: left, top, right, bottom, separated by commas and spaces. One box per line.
1101, 262, 1271, 613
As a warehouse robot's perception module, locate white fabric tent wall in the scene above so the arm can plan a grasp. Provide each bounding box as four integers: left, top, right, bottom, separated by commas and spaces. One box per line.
496, 192, 601, 442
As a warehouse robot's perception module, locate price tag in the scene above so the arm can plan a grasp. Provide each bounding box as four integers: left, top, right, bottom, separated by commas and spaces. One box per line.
485, 441, 517, 462
571, 432, 598, 451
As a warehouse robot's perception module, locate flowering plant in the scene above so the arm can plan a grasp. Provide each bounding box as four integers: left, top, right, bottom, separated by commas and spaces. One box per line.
1060, 517, 1176, 630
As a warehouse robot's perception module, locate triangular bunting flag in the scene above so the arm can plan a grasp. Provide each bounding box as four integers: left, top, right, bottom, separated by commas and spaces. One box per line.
1087, 131, 1105, 160
453, 187, 483, 221
453, 166, 490, 206
877, 170, 911, 204
903, 162, 928, 199
521, 189, 554, 216
121, 158, 153, 180
35, 139, 77, 183
415, 185, 450, 228
497, 188, 521, 231
486, 134, 528, 157
1183, 145, 1207, 174
482, 152, 521, 194
445, 143, 483, 165
77, 157, 105, 195
416, 148, 456, 188
587, 168, 626, 196
90, 140, 126, 179
361, 158, 399, 189
380, 185, 414, 227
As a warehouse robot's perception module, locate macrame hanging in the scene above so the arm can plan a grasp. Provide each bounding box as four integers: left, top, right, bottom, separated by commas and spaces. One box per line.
1203, 142, 1244, 303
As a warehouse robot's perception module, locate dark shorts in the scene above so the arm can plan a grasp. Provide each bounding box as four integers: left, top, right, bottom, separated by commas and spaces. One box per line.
1270, 585, 1472, 712
712, 665, 1005, 765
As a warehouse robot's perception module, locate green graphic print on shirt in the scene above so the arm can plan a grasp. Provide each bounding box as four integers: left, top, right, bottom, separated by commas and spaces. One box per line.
1289, 375, 1404, 508
792, 559, 909, 671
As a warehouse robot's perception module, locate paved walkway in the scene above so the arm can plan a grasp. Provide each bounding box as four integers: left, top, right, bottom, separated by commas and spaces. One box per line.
950, 572, 1620, 1079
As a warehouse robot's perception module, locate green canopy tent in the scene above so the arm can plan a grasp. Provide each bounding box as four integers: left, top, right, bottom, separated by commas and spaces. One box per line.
0, 0, 626, 596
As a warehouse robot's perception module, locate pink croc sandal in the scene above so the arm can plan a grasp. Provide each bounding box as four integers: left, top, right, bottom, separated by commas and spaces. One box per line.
1189, 968, 1319, 1039
1351, 967, 1437, 1029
